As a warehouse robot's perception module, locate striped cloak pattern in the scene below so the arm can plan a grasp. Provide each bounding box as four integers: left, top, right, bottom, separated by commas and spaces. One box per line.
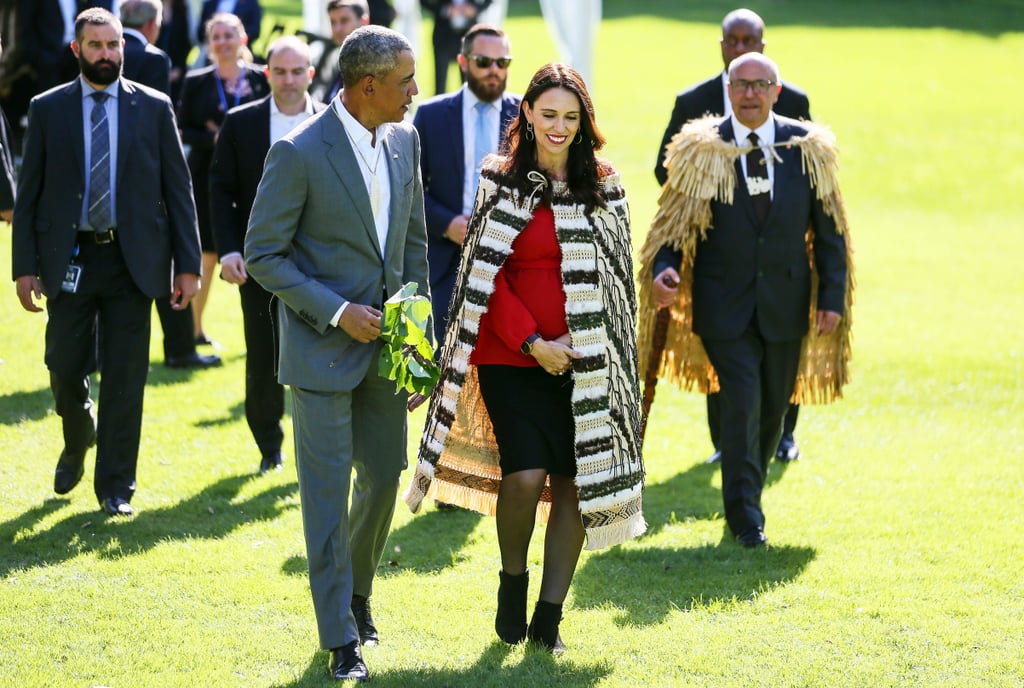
404, 161, 647, 550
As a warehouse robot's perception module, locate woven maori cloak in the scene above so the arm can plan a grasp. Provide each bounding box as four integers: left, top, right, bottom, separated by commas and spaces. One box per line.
404, 161, 647, 550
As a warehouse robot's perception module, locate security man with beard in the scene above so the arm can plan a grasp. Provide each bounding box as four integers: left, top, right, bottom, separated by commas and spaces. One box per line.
412, 23, 520, 345
12, 8, 201, 517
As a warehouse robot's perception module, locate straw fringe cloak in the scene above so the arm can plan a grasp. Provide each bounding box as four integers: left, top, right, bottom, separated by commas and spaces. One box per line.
404, 160, 647, 550
637, 115, 856, 403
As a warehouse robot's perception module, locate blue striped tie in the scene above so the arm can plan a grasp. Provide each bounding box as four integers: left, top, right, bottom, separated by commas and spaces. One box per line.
89, 91, 112, 231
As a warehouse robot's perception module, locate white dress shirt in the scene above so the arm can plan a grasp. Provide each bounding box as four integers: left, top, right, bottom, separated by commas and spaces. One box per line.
270, 94, 316, 145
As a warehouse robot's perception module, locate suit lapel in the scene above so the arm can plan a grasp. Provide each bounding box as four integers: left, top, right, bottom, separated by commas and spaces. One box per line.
381, 127, 406, 266
448, 92, 465, 180
322, 109, 381, 258
65, 81, 86, 186
115, 79, 138, 200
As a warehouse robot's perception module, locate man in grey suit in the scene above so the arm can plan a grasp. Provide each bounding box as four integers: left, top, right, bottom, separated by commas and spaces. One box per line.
12, 8, 201, 517
244, 25, 426, 683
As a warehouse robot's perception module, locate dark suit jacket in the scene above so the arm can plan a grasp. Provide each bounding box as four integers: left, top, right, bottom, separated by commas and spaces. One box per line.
12, 78, 201, 299
209, 95, 327, 257
0, 108, 15, 213
122, 32, 172, 95
654, 72, 811, 186
412, 89, 520, 288
198, 0, 263, 43
655, 116, 846, 343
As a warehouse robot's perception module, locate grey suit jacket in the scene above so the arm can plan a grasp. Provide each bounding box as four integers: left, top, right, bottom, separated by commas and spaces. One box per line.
244, 106, 429, 392
12, 78, 200, 299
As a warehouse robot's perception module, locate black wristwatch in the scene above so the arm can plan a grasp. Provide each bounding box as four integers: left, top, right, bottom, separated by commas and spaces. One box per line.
520, 333, 540, 355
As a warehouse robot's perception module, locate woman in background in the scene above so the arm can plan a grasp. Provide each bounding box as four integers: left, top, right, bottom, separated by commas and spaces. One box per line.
178, 12, 267, 347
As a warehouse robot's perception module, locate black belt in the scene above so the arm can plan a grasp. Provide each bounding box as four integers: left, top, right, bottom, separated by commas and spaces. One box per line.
78, 228, 117, 244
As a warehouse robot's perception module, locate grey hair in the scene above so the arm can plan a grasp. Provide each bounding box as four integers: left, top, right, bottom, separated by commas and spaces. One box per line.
120, 0, 161, 29
728, 52, 780, 83
338, 26, 412, 88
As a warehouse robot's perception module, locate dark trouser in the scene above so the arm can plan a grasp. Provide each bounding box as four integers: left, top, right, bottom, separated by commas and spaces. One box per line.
45, 239, 152, 504
154, 296, 196, 360
701, 326, 802, 536
431, 26, 466, 95
239, 278, 284, 455
708, 394, 799, 449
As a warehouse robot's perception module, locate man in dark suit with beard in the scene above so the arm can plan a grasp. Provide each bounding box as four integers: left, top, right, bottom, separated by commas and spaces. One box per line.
12, 8, 201, 517
412, 23, 519, 345
210, 36, 326, 474
654, 7, 810, 466
121, 0, 220, 370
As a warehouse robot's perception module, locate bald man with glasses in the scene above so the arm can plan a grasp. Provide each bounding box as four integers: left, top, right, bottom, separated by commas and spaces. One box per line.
653, 7, 812, 468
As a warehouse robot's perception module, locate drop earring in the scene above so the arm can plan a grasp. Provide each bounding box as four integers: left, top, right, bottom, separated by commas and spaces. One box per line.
525, 121, 535, 141
574, 131, 582, 145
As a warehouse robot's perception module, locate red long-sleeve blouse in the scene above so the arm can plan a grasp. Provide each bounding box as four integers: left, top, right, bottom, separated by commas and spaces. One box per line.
469, 204, 568, 367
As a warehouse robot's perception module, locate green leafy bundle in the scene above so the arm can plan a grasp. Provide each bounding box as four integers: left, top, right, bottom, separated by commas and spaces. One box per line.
377, 282, 440, 395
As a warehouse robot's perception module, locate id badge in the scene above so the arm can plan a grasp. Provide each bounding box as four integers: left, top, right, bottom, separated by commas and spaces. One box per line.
61, 264, 83, 293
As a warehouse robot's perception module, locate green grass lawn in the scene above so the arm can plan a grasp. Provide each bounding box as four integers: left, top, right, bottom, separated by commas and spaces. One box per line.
2, 1, 1023, 686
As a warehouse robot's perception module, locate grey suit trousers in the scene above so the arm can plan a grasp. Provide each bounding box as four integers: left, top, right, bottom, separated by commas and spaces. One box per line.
290, 350, 409, 650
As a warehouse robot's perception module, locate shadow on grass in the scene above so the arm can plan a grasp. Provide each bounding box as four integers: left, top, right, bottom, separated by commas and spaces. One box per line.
144, 351, 246, 386
573, 539, 816, 627
0, 386, 53, 424
642, 456, 791, 535
195, 399, 247, 428
380, 505, 484, 575
0, 473, 297, 578
275, 642, 612, 687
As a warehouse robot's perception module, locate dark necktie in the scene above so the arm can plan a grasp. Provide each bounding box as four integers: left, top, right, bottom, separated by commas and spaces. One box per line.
89, 91, 112, 231
746, 132, 770, 224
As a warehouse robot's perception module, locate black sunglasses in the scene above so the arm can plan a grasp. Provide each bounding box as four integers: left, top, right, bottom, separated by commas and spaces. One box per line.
466, 54, 513, 69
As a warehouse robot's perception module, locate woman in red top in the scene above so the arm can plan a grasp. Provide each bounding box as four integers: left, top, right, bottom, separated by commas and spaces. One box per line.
408, 63, 645, 655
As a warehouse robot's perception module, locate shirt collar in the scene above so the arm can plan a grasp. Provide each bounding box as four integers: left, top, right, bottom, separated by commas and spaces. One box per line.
730, 111, 775, 147
270, 93, 315, 117
333, 94, 388, 147
81, 77, 120, 101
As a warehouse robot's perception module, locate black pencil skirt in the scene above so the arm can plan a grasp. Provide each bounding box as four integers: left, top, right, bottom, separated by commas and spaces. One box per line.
476, 364, 576, 477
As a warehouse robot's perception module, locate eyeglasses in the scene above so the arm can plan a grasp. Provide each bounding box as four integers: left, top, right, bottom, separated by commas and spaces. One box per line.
728, 79, 776, 95
466, 54, 513, 69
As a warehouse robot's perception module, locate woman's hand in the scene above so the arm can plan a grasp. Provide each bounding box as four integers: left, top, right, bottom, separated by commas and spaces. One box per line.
531, 338, 583, 376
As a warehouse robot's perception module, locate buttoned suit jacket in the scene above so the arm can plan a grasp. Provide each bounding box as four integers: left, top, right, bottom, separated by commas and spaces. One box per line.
244, 106, 429, 392
654, 72, 811, 186
122, 32, 172, 95
412, 89, 519, 290
12, 78, 201, 299
209, 95, 327, 257
682, 115, 847, 343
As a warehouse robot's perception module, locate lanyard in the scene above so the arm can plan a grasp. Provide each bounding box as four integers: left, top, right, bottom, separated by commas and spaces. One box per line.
214, 71, 244, 113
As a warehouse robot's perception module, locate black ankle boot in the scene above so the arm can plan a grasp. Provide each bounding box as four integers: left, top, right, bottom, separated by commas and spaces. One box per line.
495, 569, 529, 644
527, 600, 566, 655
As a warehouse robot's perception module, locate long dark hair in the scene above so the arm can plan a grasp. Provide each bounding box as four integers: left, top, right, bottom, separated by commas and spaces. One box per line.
501, 63, 607, 212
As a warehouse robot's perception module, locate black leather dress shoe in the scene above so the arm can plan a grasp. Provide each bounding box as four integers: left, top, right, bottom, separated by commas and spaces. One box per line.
329, 641, 368, 682
351, 594, 379, 646
54, 433, 96, 495
101, 497, 135, 517
259, 450, 283, 473
736, 527, 768, 548
705, 450, 722, 465
54, 449, 87, 495
165, 352, 222, 369
775, 435, 801, 462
